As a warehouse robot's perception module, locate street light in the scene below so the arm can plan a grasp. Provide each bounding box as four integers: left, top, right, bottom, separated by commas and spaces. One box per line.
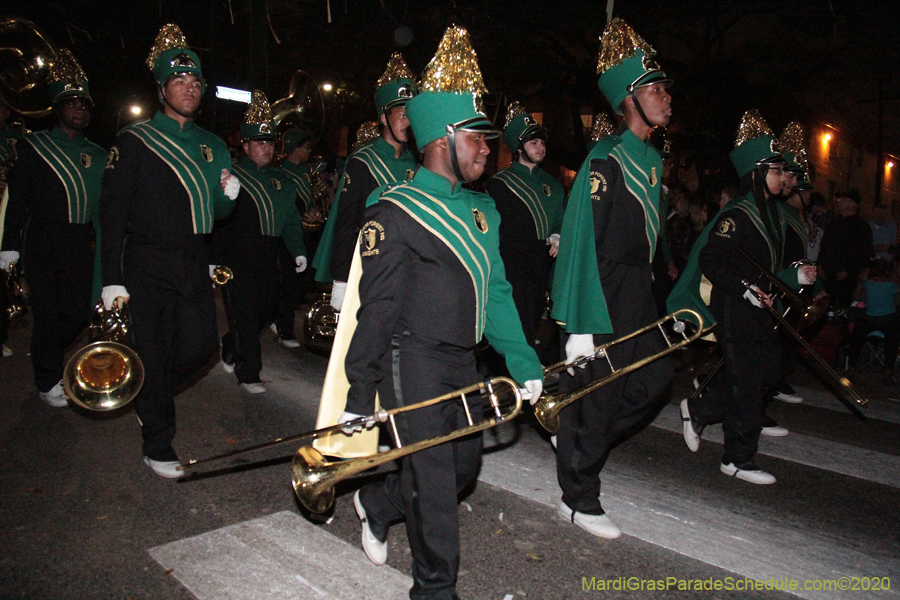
322, 83, 333, 92
130, 105, 141, 116
823, 133, 832, 142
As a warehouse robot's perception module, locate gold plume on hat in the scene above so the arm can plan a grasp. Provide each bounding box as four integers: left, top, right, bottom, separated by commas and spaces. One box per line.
146, 24, 188, 70
376, 52, 416, 88
243, 90, 273, 125
779, 121, 809, 172
46, 49, 87, 85
590, 112, 616, 141
734, 109, 775, 148
596, 18, 659, 75
351, 121, 381, 152
418, 26, 488, 96
504, 101, 528, 129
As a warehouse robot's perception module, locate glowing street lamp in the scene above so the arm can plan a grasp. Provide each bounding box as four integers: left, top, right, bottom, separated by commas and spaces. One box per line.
322, 83, 333, 92
129, 105, 142, 116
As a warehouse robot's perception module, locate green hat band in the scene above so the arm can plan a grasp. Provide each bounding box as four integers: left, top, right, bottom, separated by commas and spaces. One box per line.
375, 78, 416, 118
406, 91, 497, 147
153, 48, 206, 95
503, 113, 545, 150
240, 121, 276, 141
49, 80, 92, 105
729, 135, 782, 178
598, 50, 668, 114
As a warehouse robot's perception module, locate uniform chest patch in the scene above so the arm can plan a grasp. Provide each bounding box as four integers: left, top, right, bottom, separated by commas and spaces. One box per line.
590, 171, 607, 198
272, 178, 282, 190
361, 221, 385, 257
716, 217, 736, 238
650, 167, 657, 187
542, 183, 551, 196
304, 172, 312, 183
472, 208, 489, 233
406, 169, 415, 181
106, 147, 119, 169
200, 145, 213, 162
80, 153, 91, 168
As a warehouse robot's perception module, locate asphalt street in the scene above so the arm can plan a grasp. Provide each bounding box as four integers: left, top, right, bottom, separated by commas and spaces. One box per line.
1, 294, 898, 600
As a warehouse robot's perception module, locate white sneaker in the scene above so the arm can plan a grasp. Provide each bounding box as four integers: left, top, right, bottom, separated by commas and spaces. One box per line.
241, 382, 267, 394
269, 323, 279, 335
2, 344, 12, 358
38, 381, 69, 408
550, 435, 557, 449
278, 337, 301, 348
354, 490, 387, 565
774, 391, 803, 403
558, 501, 621, 539
222, 361, 235, 374
761, 425, 789, 437
720, 462, 776, 484
680, 399, 701, 452
143, 456, 185, 479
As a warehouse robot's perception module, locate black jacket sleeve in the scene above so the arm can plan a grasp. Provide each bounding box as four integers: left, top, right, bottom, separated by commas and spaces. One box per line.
330, 159, 377, 282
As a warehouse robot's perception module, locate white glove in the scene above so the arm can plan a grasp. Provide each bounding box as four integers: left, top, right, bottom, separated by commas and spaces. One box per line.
221, 169, 241, 200
547, 233, 560, 246
743, 286, 764, 308
295, 256, 307, 273
101, 285, 130, 310
331, 281, 347, 311
565, 333, 595, 375
0, 250, 19, 272
798, 266, 815, 286
521, 379, 544, 406
338, 410, 374, 435
209, 265, 218, 279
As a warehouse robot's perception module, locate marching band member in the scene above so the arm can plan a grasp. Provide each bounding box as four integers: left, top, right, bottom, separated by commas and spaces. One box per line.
0, 50, 105, 406
100, 25, 240, 477
487, 102, 564, 357
219, 91, 307, 393
312, 52, 418, 312
550, 18, 674, 539
341, 27, 543, 600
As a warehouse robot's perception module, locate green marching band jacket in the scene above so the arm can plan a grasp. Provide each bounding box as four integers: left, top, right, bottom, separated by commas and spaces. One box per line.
489, 160, 565, 240
231, 157, 307, 257
280, 160, 313, 214
551, 128, 663, 335
312, 137, 417, 282
667, 193, 803, 330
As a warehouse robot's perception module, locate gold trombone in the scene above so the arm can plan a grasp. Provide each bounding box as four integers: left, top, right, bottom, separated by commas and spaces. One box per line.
62, 300, 144, 411
533, 309, 704, 433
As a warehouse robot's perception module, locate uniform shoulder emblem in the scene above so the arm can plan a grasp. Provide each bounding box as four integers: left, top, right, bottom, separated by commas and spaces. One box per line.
542, 183, 551, 196
106, 147, 119, 170
360, 220, 385, 257
405, 168, 415, 181
200, 144, 213, 162
271, 177, 281, 190
304, 172, 311, 183
590, 169, 608, 198
80, 153, 92, 168
716, 217, 736, 238
472, 208, 489, 234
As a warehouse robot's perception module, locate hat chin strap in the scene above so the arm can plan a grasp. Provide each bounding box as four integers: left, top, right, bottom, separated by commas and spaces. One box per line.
628, 91, 655, 129
446, 124, 466, 183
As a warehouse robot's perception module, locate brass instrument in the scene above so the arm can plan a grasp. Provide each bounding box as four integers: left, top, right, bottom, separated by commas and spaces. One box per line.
212, 265, 233, 287
180, 377, 521, 514
736, 248, 828, 330
271, 70, 325, 141
302, 292, 338, 352
4, 262, 27, 319
0, 17, 58, 116
62, 300, 144, 411
533, 309, 704, 433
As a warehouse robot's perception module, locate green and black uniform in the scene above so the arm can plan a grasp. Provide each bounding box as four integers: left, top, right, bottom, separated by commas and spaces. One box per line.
346, 167, 542, 599
2, 127, 105, 390
219, 157, 306, 383
274, 159, 315, 340
550, 125, 673, 515
101, 111, 234, 462
487, 160, 564, 352
313, 137, 416, 283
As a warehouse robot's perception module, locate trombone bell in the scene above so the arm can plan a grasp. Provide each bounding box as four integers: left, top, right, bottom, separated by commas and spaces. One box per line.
64, 342, 144, 411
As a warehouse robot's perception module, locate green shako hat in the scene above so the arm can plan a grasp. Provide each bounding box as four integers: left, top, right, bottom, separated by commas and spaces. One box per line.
729, 109, 784, 178
374, 52, 417, 118
47, 49, 92, 106
406, 25, 498, 148
597, 18, 671, 115
147, 24, 206, 96
502, 101, 546, 151
779, 122, 812, 191
282, 127, 311, 153
240, 90, 276, 141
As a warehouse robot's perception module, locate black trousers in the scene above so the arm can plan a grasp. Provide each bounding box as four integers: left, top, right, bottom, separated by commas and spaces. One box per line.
688, 295, 780, 465
357, 335, 482, 600
500, 237, 549, 351
275, 228, 319, 339
556, 261, 672, 513
22, 224, 93, 391
124, 238, 219, 461
221, 244, 279, 384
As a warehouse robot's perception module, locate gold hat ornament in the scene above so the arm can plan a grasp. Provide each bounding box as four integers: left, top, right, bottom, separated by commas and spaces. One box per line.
374, 52, 417, 117
351, 121, 381, 152
590, 112, 616, 142
596, 18, 670, 113
147, 24, 205, 92
778, 121, 809, 174
729, 109, 784, 177
240, 90, 276, 140
47, 48, 92, 104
